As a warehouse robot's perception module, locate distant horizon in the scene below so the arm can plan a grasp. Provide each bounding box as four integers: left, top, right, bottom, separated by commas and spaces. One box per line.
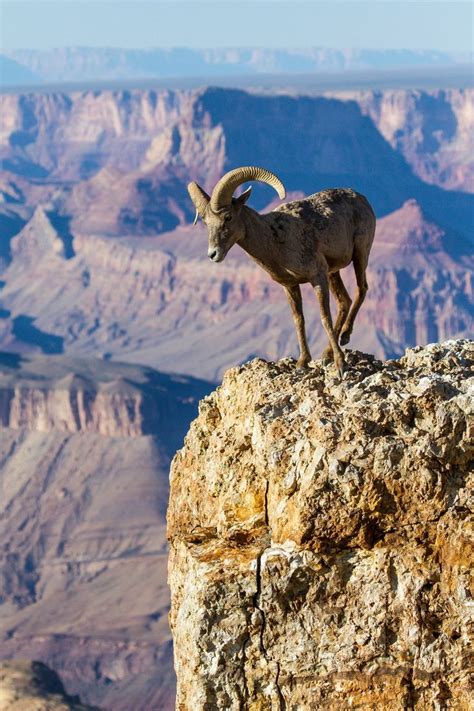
4, 45, 473, 55
2, 46, 472, 92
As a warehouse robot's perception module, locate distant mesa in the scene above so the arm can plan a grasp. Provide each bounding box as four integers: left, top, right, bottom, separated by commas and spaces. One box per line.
1, 47, 471, 86
0, 55, 40, 87
0, 353, 213, 708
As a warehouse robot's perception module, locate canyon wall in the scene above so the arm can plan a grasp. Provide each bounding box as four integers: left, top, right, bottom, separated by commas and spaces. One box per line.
168, 340, 473, 709
334, 88, 474, 193
1, 83, 472, 710
0, 200, 471, 382
0, 86, 472, 380
0, 350, 210, 442
0, 353, 212, 711
1, 87, 473, 233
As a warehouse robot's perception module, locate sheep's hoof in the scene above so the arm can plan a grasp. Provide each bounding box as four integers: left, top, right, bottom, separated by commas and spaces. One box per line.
339, 330, 351, 346
321, 347, 334, 364
296, 356, 311, 369
335, 356, 346, 379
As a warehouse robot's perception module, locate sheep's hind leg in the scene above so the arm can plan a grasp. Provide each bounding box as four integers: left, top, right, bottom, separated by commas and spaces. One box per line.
312, 274, 345, 377
340, 253, 368, 346
322, 271, 352, 362
285, 285, 312, 367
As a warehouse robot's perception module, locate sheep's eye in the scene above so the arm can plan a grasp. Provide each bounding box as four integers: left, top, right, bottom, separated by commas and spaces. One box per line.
223, 214, 232, 223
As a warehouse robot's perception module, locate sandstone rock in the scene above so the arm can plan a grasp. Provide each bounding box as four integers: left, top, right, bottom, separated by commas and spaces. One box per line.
0, 660, 101, 710
10, 206, 66, 261
1, 88, 473, 231
168, 339, 473, 709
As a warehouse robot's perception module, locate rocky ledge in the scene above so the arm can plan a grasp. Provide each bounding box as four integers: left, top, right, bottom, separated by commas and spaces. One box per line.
0, 661, 101, 710
168, 340, 473, 710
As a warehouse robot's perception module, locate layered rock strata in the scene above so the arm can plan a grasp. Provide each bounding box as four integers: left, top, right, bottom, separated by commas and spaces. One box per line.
0, 352, 209, 441
0, 88, 473, 379
0, 353, 212, 710
0, 200, 472, 382
168, 340, 473, 709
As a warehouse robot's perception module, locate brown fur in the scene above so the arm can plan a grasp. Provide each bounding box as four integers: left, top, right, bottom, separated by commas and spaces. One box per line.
194, 186, 376, 375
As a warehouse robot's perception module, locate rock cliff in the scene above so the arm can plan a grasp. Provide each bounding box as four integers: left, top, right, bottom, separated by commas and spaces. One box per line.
168, 340, 473, 709
0, 351, 196, 438
0, 353, 212, 710
1, 88, 473, 232
334, 89, 474, 194
0, 661, 101, 710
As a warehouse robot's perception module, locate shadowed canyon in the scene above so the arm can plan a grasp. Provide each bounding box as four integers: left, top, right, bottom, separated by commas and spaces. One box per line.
0, 85, 472, 708
0, 87, 473, 379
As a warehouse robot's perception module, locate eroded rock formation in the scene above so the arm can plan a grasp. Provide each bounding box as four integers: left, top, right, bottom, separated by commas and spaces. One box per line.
168, 340, 473, 709
0, 87, 473, 378
0, 353, 212, 711
0, 199, 471, 382
0, 352, 181, 437
0, 660, 101, 710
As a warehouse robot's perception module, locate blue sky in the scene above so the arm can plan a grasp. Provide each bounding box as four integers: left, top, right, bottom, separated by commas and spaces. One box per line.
1, 1, 472, 51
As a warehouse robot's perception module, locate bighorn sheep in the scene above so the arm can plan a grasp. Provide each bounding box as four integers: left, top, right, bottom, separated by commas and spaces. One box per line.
188, 166, 376, 376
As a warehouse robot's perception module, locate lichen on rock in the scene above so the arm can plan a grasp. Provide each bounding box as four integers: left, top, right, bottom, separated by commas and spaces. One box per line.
168, 340, 473, 710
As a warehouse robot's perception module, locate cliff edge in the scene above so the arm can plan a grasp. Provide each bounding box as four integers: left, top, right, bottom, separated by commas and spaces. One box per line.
168, 340, 473, 709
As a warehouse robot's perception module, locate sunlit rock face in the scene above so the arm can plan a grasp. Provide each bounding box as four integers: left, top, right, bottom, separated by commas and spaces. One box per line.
348, 88, 474, 194
168, 340, 473, 709
1, 87, 473, 232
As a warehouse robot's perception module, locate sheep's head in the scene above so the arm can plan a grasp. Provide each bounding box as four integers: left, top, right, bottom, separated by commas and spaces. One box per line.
188, 166, 286, 263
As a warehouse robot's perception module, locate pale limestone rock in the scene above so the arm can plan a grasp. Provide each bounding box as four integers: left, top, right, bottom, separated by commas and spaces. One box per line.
168, 340, 473, 709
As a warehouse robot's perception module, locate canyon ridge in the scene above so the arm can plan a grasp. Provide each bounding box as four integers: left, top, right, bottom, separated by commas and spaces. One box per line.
0, 83, 472, 709
0, 87, 472, 379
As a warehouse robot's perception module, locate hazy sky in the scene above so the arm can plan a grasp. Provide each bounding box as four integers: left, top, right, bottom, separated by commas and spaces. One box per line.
1, 1, 472, 51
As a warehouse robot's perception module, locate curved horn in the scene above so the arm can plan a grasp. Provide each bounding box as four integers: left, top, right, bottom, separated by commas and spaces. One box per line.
210, 166, 286, 211
188, 182, 210, 219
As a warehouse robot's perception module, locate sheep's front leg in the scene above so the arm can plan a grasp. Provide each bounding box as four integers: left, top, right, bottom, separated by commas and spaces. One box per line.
312, 274, 346, 377
284, 285, 312, 367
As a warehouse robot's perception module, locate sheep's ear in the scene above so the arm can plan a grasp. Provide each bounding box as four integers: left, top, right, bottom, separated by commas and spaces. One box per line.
188, 182, 210, 222
233, 186, 252, 207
